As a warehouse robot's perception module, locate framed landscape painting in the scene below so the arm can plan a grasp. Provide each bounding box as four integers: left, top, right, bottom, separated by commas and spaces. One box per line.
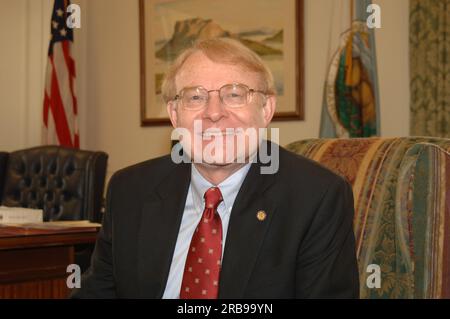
139, 0, 304, 126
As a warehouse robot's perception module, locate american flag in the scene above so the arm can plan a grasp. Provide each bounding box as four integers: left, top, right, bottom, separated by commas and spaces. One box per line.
42, 0, 79, 148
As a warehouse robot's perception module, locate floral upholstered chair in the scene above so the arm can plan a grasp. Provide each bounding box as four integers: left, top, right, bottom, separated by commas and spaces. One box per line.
286, 137, 450, 299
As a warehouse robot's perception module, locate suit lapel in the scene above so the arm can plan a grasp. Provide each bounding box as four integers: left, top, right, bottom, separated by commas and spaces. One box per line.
219, 160, 277, 298
137, 162, 191, 298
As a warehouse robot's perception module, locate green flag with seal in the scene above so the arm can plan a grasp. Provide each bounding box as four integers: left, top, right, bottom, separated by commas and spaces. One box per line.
320, 0, 380, 138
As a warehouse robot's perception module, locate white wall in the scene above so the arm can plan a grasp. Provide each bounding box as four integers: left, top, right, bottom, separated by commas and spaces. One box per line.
0, 0, 85, 151
83, 0, 172, 181
373, 0, 410, 138
0, 0, 411, 181
0, 0, 52, 151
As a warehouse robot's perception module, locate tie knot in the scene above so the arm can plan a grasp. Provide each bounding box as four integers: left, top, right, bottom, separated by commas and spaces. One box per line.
204, 187, 223, 210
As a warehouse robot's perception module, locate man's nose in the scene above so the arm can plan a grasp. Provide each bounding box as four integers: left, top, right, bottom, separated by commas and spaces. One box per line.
202, 91, 228, 122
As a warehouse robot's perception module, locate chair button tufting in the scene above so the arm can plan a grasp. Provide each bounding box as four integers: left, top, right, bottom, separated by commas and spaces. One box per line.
65, 162, 75, 176
33, 162, 41, 174
49, 161, 57, 175
24, 177, 31, 187
56, 178, 63, 188
44, 191, 54, 202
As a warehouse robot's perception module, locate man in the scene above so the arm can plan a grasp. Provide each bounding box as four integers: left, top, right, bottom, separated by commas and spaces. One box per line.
72, 38, 359, 298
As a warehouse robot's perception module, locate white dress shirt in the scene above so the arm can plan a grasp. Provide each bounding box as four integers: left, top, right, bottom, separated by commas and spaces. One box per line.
162, 163, 251, 299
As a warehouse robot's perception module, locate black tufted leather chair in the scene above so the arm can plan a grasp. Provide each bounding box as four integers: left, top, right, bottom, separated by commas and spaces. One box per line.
0, 152, 8, 199
0, 145, 108, 223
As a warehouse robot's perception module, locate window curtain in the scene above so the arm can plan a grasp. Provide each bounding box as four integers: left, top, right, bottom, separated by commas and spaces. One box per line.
410, 0, 450, 138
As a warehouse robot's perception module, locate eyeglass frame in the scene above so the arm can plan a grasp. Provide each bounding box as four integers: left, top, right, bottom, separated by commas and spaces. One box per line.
172, 82, 269, 109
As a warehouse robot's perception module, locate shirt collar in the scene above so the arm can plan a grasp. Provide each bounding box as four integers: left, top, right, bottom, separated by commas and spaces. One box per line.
191, 163, 252, 217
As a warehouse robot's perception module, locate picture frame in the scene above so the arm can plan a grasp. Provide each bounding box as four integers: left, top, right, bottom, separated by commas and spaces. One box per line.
139, 0, 304, 126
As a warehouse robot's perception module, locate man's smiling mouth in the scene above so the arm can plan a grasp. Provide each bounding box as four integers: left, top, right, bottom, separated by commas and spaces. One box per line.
200, 130, 239, 138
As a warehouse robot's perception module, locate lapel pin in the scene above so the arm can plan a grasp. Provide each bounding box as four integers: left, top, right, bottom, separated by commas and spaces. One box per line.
256, 210, 267, 221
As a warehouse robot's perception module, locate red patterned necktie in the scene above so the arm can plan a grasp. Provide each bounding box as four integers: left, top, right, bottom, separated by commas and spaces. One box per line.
180, 187, 223, 299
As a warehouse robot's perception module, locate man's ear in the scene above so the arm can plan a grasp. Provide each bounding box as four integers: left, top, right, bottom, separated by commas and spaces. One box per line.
262, 95, 276, 126
167, 101, 178, 128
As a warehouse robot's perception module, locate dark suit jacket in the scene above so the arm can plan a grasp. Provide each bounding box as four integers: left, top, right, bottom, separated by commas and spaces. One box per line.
71, 144, 359, 298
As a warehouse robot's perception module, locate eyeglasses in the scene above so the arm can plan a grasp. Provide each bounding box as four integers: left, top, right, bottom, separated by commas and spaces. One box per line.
173, 83, 267, 110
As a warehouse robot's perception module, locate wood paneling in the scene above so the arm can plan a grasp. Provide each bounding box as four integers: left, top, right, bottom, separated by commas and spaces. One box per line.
0, 228, 98, 299
0, 278, 70, 299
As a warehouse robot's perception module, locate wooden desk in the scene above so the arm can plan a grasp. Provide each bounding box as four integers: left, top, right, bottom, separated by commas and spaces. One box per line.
0, 223, 99, 298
